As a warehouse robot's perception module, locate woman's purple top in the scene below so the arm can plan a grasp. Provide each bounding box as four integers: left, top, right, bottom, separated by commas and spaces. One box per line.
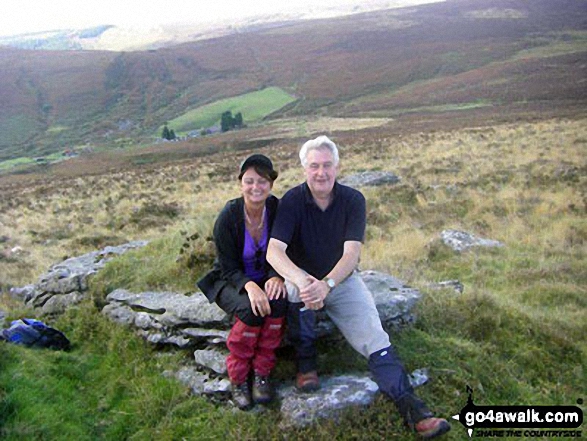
242, 221, 269, 284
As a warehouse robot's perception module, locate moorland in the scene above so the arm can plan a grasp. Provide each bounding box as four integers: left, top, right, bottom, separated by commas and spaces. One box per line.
0, 0, 586, 439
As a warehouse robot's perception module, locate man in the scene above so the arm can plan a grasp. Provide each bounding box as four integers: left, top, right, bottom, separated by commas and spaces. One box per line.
266, 135, 450, 439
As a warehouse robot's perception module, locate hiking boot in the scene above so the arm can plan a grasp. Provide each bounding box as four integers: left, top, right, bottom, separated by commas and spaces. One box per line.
252, 375, 274, 404
415, 417, 451, 439
295, 370, 320, 392
231, 382, 253, 410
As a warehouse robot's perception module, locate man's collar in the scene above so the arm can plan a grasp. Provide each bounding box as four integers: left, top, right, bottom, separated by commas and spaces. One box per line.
302, 181, 339, 206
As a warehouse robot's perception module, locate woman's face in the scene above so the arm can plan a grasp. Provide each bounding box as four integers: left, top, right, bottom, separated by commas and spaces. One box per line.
241, 167, 272, 206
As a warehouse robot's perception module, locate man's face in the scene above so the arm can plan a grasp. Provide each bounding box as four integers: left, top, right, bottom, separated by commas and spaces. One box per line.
304, 147, 337, 198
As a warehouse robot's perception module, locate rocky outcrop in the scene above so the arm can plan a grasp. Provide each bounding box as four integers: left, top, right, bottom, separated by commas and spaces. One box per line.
9, 241, 148, 314
277, 368, 430, 428
279, 375, 380, 428
441, 230, 504, 252
7, 242, 431, 424
97, 269, 424, 401
339, 171, 401, 188
101, 270, 420, 348
427, 279, 464, 294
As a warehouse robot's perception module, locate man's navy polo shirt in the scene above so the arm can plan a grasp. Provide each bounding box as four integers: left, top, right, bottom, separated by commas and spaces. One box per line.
271, 181, 366, 279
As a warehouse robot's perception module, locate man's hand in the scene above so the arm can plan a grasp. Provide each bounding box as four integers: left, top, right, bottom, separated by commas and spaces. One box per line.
299, 275, 330, 310
265, 277, 286, 300
245, 282, 271, 317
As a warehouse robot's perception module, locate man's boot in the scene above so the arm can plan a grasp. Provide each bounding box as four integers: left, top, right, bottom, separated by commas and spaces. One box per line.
369, 346, 450, 439
396, 394, 451, 439
226, 317, 260, 410
252, 316, 284, 404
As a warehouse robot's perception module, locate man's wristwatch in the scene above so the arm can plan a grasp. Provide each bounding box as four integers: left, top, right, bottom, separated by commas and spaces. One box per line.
323, 277, 336, 290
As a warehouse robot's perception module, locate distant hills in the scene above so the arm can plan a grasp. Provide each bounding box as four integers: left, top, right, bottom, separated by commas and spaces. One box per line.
0, 0, 585, 163
0, 0, 438, 52
0, 26, 115, 51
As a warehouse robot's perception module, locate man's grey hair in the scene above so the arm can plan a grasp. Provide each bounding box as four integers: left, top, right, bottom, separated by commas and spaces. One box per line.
299, 135, 340, 167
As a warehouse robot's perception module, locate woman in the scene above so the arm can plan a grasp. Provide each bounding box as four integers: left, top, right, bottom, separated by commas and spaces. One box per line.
198, 154, 287, 410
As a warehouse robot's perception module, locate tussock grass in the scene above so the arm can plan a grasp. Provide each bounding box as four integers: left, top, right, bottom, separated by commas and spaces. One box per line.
1, 117, 586, 439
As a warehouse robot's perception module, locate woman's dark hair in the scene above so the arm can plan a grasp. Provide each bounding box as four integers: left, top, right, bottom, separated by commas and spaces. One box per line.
238, 154, 278, 181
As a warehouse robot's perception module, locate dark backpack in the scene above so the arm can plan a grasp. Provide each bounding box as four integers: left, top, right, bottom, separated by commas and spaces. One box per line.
2, 318, 71, 351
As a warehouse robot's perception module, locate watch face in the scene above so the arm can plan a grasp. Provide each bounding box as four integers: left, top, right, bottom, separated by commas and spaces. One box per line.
326, 278, 335, 288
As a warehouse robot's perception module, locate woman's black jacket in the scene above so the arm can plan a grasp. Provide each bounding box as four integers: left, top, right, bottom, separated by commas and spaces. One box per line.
197, 195, 280, 303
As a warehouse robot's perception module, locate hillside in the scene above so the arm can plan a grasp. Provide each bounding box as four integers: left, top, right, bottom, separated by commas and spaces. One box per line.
0, 0, 586, 163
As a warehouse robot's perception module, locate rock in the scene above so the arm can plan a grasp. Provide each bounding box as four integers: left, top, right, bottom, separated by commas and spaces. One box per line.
9, 284, 37, 302
104, 290, 228, 328
135, 311, 161, 329
101, 303, 136, 326
339, 171, 400, 188
360, 270, 421, 327
194, 348, 228, 375
141, 331, 192, 347
281, 271, 422, 345
408, 368, 430, 388
102, 270, 421, 351
427, 280, 464, 294
102, 290, 229, 348
10, 246, 23, 255
279, 369, 429, 428
279, 375, 379, 428
11, 240, 149, 314
38, 240, 149, 292
182, 327, 229, 344
166, 366, 231, 396
40, 291, 85, 314
440, 230, 504, 252
37, 272, 84, 294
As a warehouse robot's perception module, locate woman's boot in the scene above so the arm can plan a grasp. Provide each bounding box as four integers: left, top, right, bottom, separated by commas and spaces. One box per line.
251, 316, 285, 404
226, 317, 261, 409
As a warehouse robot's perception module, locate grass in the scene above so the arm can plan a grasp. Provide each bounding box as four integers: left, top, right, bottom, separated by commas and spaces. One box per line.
0, 114, 43, 156
162, 87, 297, 135
387, 100, 493, 117
0, 116, 586, 439
514, 31, 587, 60
0, 157, 37, 171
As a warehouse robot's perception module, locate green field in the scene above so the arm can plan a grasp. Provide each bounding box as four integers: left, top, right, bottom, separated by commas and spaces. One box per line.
163, 87, 297, 135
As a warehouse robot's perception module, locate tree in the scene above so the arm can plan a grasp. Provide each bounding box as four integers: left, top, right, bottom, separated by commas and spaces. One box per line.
221, 111, 233, 132
220, 110, 244, 132
234, 112, 243, 128
161, 124, 176, 140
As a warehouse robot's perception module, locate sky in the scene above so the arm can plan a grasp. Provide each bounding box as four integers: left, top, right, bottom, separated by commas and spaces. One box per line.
0, 0, 384, 37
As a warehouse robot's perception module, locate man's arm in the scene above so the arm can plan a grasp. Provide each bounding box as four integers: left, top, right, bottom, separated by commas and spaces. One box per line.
299, 240, 361, 308
266, 238, 309, 290
324, 240, 361, 286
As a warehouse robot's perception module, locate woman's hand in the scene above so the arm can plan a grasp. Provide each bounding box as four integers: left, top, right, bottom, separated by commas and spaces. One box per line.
265, 276, 286, 300
245, 281, 271, 317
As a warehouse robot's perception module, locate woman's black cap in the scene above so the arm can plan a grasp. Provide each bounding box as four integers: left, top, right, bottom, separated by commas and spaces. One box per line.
238, 154, 278, 181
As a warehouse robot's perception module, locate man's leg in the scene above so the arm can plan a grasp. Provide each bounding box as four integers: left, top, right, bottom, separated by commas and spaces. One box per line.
325, 274, 450, 438
286, 280, 319, 391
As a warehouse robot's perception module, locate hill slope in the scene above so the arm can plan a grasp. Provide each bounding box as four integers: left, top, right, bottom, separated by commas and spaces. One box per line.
0, 0, 585, 162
